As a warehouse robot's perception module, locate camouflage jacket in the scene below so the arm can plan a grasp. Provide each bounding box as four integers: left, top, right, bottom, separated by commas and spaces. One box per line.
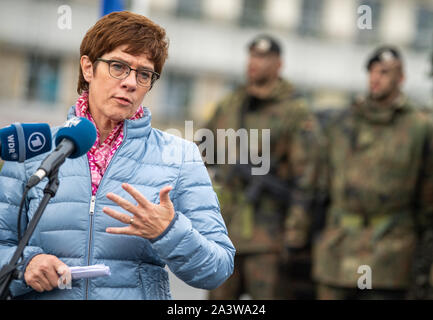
313, 94, 433, 289
203, 79, 319, 254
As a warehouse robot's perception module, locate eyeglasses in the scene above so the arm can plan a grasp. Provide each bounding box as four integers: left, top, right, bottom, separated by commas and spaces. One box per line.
96, 58, 160, 87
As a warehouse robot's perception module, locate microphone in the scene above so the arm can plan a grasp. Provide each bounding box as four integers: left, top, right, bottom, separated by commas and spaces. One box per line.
0, 123, 52, 162
26, 117, 97, 189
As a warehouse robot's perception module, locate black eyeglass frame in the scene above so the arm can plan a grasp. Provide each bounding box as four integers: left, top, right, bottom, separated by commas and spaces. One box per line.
96, 58, 160, 87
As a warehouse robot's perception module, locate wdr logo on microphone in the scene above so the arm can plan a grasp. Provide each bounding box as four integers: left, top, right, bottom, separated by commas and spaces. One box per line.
6, 134, 18, 160
28, 133, 46, 152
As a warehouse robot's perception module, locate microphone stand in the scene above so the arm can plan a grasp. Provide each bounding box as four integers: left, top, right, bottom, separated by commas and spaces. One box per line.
0, 168, 60, 300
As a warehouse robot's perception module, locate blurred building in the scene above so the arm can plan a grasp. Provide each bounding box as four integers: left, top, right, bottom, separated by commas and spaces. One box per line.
0, 0, 432, 129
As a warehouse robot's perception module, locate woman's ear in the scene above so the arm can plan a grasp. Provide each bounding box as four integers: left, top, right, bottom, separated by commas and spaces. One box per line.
80, 55, 93, 83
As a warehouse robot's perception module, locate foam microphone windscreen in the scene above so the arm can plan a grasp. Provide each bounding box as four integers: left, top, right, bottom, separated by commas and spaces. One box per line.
54, 117, 97, 158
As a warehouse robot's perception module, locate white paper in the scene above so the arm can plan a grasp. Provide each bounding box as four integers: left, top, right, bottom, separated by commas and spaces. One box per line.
69, 264, 111, 280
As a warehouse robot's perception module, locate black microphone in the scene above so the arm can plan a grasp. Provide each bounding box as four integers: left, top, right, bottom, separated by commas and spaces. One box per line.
26, 117, 97, 189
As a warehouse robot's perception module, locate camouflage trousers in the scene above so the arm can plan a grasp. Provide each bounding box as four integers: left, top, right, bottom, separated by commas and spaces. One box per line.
208, 253, 285, 300
317, 283, 407, 300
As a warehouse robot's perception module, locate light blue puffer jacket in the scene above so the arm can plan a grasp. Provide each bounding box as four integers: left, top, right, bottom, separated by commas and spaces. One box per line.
0, 107, 235, 299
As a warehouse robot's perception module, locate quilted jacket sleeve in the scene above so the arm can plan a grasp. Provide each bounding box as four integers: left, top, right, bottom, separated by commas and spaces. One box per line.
150, 141, 235, 290
0, 161, 44, 297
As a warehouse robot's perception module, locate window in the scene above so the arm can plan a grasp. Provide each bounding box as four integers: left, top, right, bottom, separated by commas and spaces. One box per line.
163, 71, 195, 122
26, 54, 60, 104
412, 6, 433, 50
298, 0, 323, 37
176, 0, 202, 19
239, 0, 264, 28
356, 0, 382, 44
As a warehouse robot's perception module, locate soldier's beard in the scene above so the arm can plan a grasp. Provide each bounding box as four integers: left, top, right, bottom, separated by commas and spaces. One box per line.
369, 90, 392, 102
247, 72, 275, 86
369, 77, 401, 103
369, 86, 399, 103
249, 78, 269, 87
247, 76, 279, 98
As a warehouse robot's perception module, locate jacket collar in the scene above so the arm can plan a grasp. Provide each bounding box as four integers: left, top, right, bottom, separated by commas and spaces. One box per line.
241, 78, 294, 102
67, 105, 153, 139
353, 93, 409, 124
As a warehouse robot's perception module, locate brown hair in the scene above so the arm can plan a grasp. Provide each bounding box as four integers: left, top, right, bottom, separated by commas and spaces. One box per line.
77, 11, 169, 94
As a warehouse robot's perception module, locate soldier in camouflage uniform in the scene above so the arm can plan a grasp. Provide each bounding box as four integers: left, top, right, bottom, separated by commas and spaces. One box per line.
203, 35, 319, 299
428, 43, 433, 296
313, 46, 433, 299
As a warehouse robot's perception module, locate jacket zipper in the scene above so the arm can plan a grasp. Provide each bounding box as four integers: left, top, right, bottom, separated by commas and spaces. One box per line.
85, 195, 96, 299
84, 124, 129, 300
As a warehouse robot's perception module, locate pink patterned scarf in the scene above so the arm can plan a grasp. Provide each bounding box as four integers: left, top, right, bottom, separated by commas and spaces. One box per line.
75, 92, 144, 195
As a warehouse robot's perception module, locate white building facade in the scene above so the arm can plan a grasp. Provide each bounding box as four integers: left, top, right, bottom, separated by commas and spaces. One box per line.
0, 0, 432, 128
